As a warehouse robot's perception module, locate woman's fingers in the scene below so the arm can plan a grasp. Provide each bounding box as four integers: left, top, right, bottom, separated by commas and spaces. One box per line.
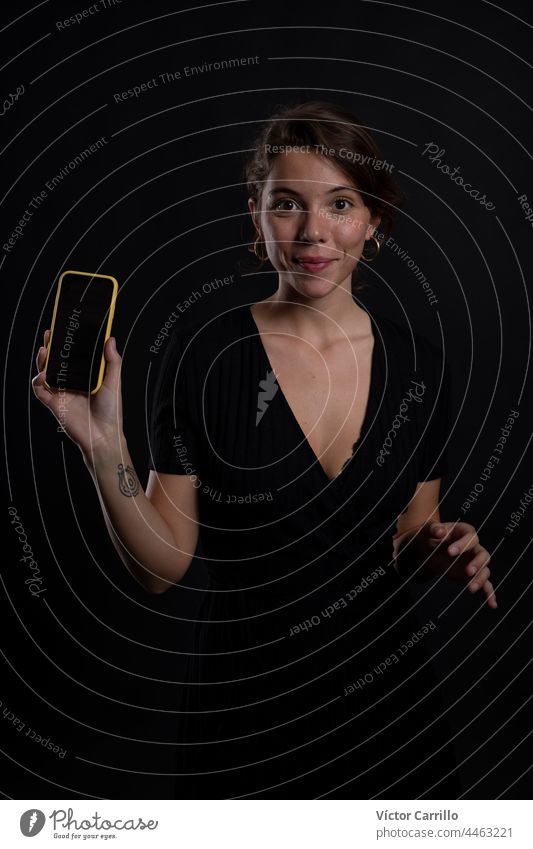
432, 524, 498, 608
468, 564, 490, 591
447, 527, 479, 556
482, 580, 498, 608
466, 563, 498, 608
31, 369, 55, 410
465, 546, 491, 576
428, 521, 446, 538
36, 345, 46, 372
101, 336, 121, 390
429, 522, 481, 558
36, 330, 50, 372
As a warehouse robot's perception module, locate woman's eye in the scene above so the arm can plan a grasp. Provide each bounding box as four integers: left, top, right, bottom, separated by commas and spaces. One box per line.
272, 198, 298, 211
332, 197, 353, 210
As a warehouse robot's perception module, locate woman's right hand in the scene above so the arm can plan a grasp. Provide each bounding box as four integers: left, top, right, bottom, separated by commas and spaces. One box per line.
32, 328, 125, 462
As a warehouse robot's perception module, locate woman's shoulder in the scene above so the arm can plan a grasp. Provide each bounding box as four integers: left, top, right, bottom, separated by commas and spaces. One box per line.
373, 311, 446, 366
161, 304, 251, 369
167, 303, 245, 341
372, 314, 451, 432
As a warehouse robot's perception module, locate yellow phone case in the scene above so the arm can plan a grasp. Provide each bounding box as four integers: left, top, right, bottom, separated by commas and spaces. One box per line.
43, 269, 118, 395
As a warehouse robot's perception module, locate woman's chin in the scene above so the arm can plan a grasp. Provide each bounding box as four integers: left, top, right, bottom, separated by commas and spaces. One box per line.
293, 276, 341, 298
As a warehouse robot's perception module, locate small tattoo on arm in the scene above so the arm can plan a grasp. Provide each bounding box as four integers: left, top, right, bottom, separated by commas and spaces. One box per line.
117, 463, 139, 497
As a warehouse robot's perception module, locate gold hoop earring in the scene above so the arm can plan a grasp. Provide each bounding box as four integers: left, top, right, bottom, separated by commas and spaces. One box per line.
249, 233, 269, 262
361, 235, 382, 262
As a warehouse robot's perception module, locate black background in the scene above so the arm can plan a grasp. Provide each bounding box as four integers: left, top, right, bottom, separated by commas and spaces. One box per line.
2, 0, 532, 799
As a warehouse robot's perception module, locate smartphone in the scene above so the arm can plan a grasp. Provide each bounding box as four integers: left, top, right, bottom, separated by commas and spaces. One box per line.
43, 270, 118, 394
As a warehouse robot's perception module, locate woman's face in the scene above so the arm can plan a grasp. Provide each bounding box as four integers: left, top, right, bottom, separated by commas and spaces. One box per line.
248, 150, 380, 299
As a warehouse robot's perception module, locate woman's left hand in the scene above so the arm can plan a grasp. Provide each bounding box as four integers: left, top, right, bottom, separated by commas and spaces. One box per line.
425, 521, 497, 609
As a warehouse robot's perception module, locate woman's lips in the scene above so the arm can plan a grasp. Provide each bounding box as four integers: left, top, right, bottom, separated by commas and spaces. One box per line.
295, 258, 335, 272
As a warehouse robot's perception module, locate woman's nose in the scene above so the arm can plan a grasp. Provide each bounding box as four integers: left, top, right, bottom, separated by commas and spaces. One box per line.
299, 207, 329, 242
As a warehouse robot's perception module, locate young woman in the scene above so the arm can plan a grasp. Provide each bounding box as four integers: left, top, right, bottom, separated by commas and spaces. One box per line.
33, 101, 496, 800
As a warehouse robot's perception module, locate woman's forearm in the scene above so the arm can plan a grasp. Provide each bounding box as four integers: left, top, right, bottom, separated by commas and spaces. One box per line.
82, 435, 191, 593
392, 523, 437, 583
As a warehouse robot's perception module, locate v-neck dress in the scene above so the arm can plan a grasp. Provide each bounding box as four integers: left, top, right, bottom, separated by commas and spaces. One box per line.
148, 302, 460, 799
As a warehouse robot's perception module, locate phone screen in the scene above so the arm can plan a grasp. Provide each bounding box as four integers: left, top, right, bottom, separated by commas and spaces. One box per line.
44, 270, 118, 394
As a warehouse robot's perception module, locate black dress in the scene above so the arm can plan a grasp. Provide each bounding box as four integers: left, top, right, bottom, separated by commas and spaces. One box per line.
148, 302, 461, 799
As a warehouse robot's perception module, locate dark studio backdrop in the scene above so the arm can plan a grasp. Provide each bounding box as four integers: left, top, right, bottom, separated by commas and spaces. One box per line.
1, 0, 532, 799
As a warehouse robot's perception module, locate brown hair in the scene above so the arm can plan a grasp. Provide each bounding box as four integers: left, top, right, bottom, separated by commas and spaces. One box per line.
244, 100, 405, 293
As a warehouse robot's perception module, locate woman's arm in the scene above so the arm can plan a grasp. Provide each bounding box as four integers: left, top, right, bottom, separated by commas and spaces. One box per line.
392, 479, 497, 608
33, 330, 199, 595
392, 479, 441, 582
84, 437, 199, 594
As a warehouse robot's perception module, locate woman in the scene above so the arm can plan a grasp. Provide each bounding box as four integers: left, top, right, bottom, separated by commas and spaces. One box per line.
33, 101, 496, 800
